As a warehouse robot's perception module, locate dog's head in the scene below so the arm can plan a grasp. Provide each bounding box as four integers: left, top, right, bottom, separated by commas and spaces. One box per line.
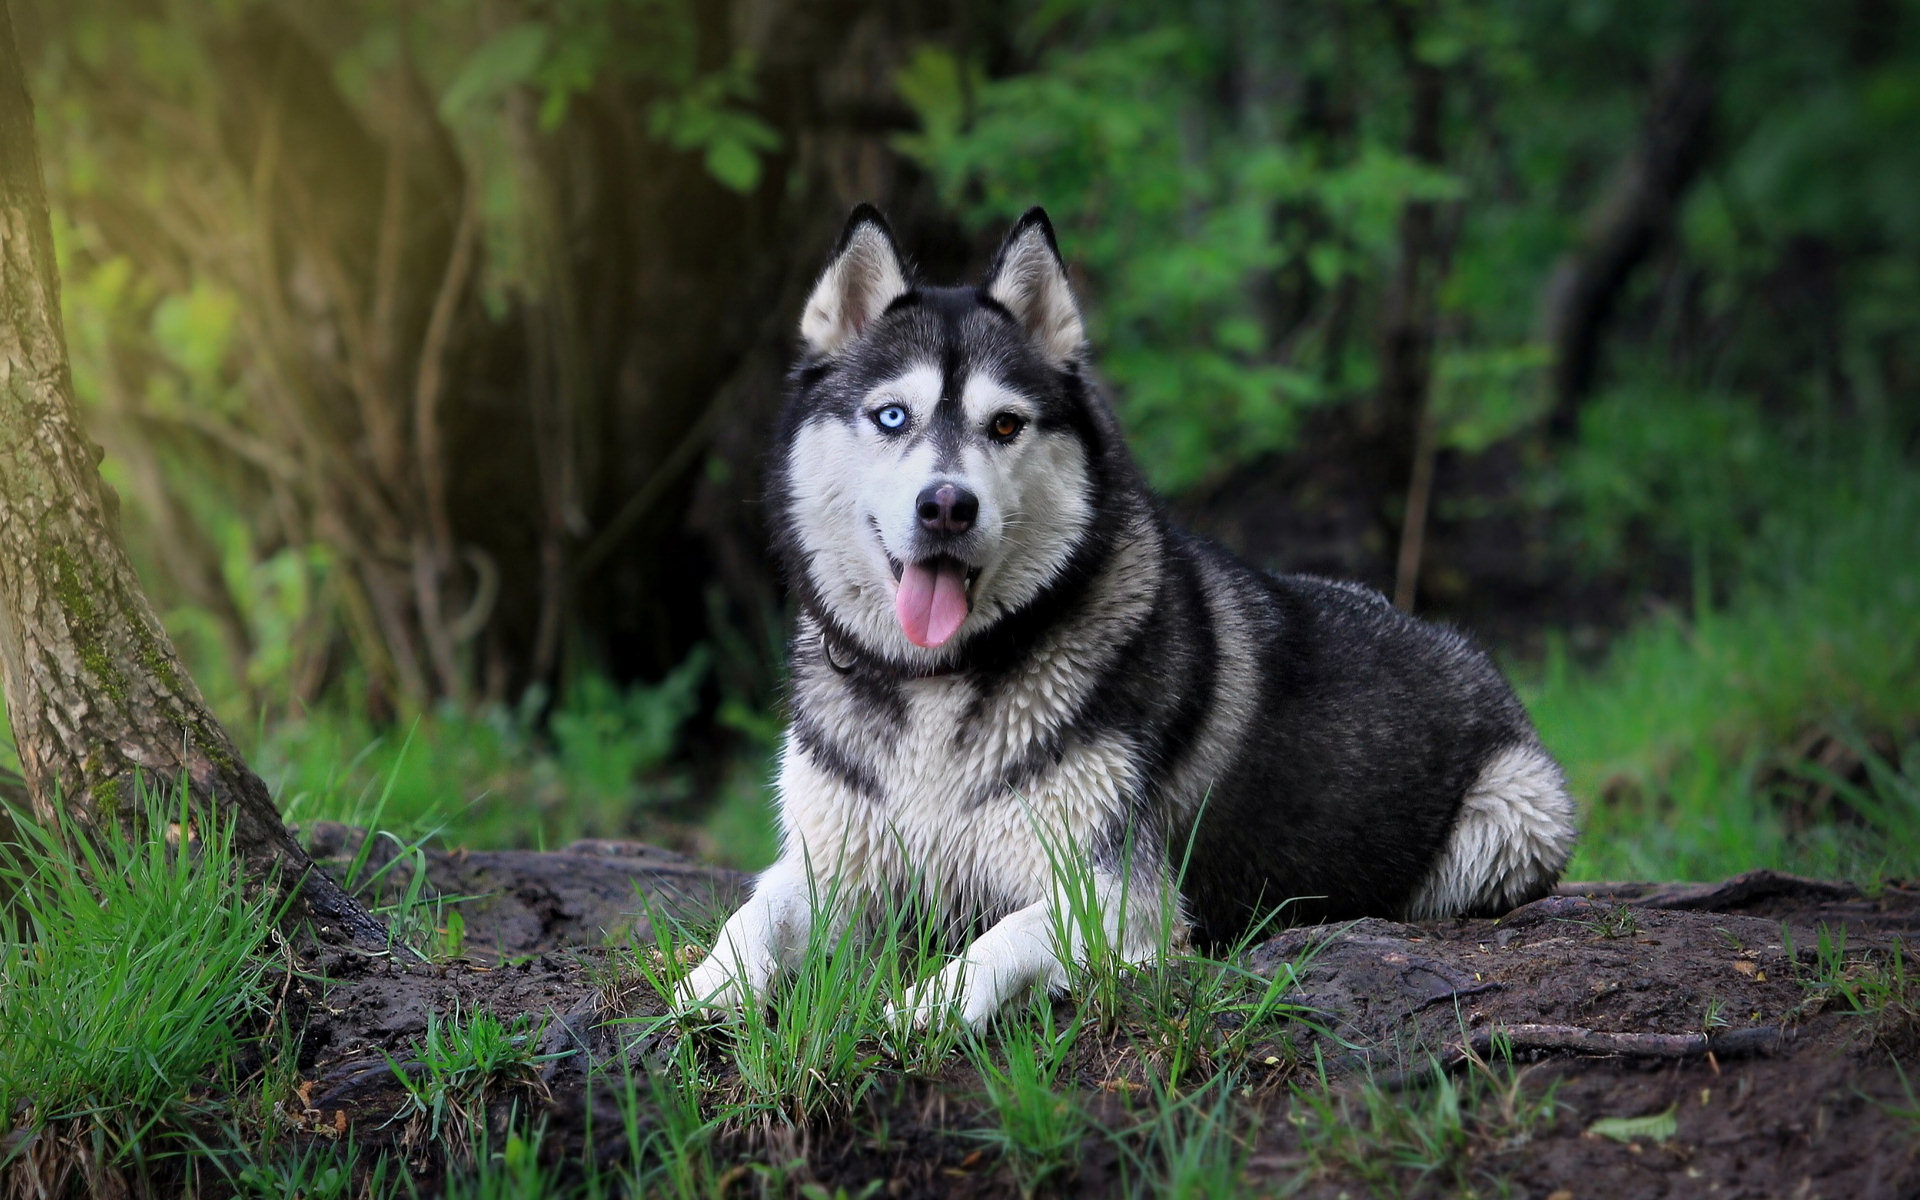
771, 206, 1128, 670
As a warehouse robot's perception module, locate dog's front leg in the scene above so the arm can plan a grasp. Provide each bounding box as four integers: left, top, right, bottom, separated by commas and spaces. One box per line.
677, 855, 831, 1015
892, 868, 1173, 1029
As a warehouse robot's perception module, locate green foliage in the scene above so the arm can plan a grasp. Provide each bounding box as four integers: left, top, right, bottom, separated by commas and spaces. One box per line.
897, 1, 1579, 489
38, 0, 786, 727
263, 651, 718, 851
32, 0, 1920, 901
646, 58, 783, 193
436, 2, 781, 189
899, 26, 1334, 490
548, 647, 711, 809
0, 778, 279, 1131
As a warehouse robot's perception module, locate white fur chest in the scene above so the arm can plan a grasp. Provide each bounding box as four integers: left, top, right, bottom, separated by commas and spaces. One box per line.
777, 647, 1138, 923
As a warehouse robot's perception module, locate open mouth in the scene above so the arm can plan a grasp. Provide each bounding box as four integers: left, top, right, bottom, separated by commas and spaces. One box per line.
879, 539, 981, 649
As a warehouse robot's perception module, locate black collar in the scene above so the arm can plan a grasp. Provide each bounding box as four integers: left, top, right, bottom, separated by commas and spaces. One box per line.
817, 624, 964, 680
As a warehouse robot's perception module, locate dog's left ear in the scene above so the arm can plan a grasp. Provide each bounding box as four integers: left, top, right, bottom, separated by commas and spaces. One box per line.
983, 208, 1086, 364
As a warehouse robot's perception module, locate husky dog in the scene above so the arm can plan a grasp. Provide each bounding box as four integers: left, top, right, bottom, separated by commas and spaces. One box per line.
678, 206, 1577, 1027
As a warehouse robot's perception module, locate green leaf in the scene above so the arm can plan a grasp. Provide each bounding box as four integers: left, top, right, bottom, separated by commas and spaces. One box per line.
1588, 1107, 1678, 1143
150, 282, 237, 381
705, 139, 762, 193
441, 23, 551, 117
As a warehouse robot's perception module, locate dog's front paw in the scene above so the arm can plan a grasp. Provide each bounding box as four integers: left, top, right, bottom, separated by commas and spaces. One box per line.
887, 958, 1003, 1032
674, 952, 764, 1020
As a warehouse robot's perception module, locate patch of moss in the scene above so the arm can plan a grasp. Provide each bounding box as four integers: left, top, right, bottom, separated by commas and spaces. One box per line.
190, 720, 238, 773
117, 574, 186, 698
92, 774, 123, 816
47, 542, 124, 704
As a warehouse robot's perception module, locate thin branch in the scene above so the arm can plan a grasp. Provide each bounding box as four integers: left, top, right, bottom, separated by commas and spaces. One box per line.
413, 188, 479, 559
568, 399, 727, 585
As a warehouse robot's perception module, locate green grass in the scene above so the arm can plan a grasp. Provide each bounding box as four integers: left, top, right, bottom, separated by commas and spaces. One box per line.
1785, 924, 1920, 1044
0, 777, 280, 1133
963, 998, 1089, 1193
632, 874, 975, 1122
605, 1033, 735, 1200
257, 654, 748, 857
618, 851, 1325, 1198
1111, 1075, 1255, 1200
226, 1140, 403, 1200
384, 1007, 562, 1158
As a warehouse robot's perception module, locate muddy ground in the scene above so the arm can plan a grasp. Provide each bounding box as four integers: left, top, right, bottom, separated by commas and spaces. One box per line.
283, 828, 1920, 1198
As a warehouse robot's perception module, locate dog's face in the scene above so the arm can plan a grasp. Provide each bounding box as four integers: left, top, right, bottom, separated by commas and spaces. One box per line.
772, 208, 1113, 668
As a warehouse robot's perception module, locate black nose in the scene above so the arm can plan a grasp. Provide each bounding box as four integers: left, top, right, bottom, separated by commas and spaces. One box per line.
916, 483, 978, 535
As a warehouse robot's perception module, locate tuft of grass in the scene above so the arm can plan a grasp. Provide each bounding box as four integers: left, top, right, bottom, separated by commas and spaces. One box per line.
1033, 810, 1319, 1088
604, 1033, 740, 1200
708, 898, 889, 1120
440, 1125, 562, 1200
645, 870, 894, 1122
870, 898, 975, 1075
1110, 1074, 1255, 1200
1107, 925, 1316, 1091
383, 1006, 561, 1161
963, 997, 1089, 1194
225, 1141, 405, 1200
0, 776, 281, 1134
1569, 904, 1641, 939
1287, 1037, 1559, 1197
1786, 924, 1920, 1044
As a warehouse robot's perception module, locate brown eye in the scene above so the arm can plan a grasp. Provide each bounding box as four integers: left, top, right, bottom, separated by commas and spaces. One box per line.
989, 412, 1026, 443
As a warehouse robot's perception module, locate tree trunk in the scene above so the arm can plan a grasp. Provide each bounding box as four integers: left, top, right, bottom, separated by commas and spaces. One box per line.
1378, 1, 1453, 612
1540, 43, 1715, 437
0, 4, 386, 949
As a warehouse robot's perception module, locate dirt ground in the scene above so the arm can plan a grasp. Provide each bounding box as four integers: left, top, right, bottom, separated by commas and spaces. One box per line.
287, 831, 1920, 1197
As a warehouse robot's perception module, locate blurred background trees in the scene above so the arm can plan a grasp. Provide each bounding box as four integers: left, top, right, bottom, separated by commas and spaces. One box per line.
8, 0, 1917, 876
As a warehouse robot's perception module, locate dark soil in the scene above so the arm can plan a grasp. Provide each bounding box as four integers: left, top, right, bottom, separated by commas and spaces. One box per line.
288, 838, 1920, 1198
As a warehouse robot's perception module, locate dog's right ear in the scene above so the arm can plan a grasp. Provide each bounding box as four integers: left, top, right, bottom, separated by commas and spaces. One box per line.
800, 205, 910, 356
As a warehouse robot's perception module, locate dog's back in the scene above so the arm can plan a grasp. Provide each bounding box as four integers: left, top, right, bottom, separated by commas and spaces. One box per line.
1137, 533, 1573, 938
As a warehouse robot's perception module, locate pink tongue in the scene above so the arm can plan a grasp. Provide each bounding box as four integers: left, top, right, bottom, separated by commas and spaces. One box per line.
894, 559, 971, 648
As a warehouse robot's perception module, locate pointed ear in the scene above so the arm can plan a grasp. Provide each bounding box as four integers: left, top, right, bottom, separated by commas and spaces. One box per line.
983, 208, 1086, 364
800, 205, 911, 356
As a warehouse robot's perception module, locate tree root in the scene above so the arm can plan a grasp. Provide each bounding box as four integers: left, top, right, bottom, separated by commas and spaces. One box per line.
1374, 1023, 1792, 1091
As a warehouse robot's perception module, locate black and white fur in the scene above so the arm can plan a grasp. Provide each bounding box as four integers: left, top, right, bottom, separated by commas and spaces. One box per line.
679, 206, 1577, 1027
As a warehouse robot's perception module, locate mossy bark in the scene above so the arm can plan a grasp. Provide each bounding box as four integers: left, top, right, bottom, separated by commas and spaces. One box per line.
0, 7, 386, 949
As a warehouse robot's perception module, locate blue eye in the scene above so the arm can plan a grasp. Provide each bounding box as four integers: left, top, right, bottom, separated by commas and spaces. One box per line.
874, 405, 908, 431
